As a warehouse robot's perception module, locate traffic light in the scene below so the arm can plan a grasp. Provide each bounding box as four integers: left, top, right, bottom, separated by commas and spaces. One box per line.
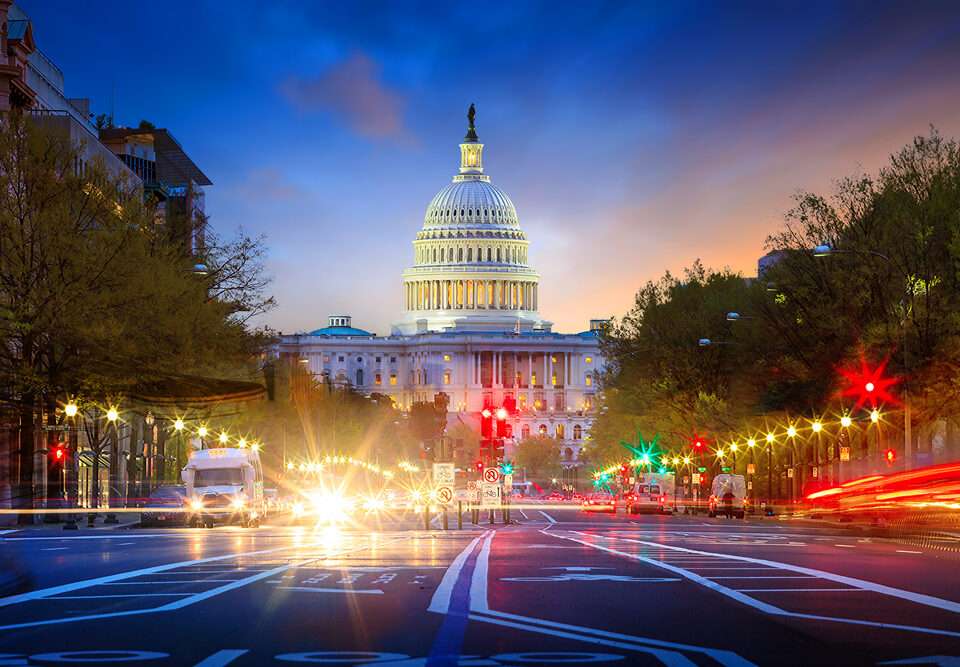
500, 461, 514, 475
480, 408, 493, 438
475, 460, 484, 472
620, 464, 629, 476
884, 449, 896, 465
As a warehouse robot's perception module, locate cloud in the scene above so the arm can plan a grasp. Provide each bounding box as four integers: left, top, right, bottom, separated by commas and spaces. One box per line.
280, 52, 409, 140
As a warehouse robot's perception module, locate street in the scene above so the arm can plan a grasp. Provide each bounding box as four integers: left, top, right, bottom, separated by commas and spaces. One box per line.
1, 509, 958, 666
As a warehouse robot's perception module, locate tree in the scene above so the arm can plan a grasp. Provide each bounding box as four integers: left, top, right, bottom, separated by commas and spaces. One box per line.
515, 435, 562, 484
0, 114, 272, 516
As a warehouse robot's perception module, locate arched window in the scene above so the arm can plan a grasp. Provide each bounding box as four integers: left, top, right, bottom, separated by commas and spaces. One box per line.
565, 447, 574, 461
556, 424, 565, 439
356, 369, 364, 386
538, 424, 548, 436
573, 425, 582, 440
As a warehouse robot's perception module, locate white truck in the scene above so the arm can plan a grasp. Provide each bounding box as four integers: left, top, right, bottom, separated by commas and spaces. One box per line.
708, 473, 747, 519
625, 472, 676, 514
181, 447, 265, 527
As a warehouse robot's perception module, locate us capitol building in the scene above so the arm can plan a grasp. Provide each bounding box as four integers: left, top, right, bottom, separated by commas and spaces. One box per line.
276, 108, 604, 469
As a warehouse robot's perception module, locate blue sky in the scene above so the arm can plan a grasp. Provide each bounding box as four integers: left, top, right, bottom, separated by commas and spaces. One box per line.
19, 1, 960, 334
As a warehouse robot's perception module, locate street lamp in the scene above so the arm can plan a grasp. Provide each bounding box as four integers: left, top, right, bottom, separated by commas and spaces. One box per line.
218, 431, 229, 445
173, 418, 185, 432
64, 402, 78, 418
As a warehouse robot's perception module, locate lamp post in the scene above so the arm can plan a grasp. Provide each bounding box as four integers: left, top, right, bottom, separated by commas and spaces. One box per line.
813, 243, 912, 469
104, 406, 121, 524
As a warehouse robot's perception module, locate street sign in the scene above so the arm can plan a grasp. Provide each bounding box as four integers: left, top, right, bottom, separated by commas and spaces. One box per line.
692, 473, 701, 484
467, 480, 477, 491
480, 482, 500, 509
787, 468, 794, 478
747, 481, 753, 490
840, 446, 851, 462
746, 463, 756, 475
483, 467, 501, 484
503, 473, 513, 493
436, 486, 454, 505
454, 488, 470, 502
433, 462, 455, 486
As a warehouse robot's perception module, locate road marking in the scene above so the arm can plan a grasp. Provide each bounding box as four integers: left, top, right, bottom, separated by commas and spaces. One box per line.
897, 550, 923, 554
540, 511, 557, 524
193, 649, 249, 667
735, 588, 861, 593
834, 544, 855, 548
40, 547, 69, 551
469, 530, 495, 613
427, 532, 485, 614
274, 587, 384, 595
0, 536, 410, 630
50, 593, 193, 599
706, 576, 817, 580
602, 534, 960, 613
101, 579, 242, 584
519, 509, 529, 519
548, 531, 960, 638
471, 610, 753, 667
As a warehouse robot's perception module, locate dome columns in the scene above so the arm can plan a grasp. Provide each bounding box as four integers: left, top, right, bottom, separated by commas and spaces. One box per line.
404, 278, 538, 312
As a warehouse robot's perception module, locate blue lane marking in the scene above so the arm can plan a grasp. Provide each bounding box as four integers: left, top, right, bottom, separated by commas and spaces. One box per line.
425, 538, 482, 667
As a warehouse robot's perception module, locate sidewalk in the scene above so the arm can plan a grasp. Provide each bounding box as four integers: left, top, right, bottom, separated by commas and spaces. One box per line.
1, 509, 142, 531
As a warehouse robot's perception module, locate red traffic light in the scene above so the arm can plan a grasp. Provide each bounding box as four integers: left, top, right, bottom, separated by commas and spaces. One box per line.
475, 460, 484, 471
620, 464, 629, 474
884, 449, 896, 465
55, 448, 64, 460
481, 408, 492, 419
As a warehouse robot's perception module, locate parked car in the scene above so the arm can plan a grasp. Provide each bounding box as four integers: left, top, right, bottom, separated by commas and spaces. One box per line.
140, 485, 187, 527
545, 491, 564, 501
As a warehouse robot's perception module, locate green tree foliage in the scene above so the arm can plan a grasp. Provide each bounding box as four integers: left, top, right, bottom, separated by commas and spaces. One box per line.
515, 435, 562, 483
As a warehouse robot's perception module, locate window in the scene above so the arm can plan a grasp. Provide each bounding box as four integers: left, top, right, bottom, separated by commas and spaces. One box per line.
551, 374, 557, 386
467, 248, 473, 261
556, 424, 565, 439
356, 369, 364, 385
521, 425, 530, 439
585, 356, 593, 364
195, 468, 243, 487
538, 424, 548, 436
323, 355, 330, 363
458, 248, 463, 262
531, 372, 537, 386
389, 373, 397, 386
338, 356, 344, 362
443, 354, 451, 361
390, 356, 396, 363
573, 425, 582, 440
376, 357, 381, 363
585, 375, 593, 387
443, 370, 451, 385
375, 373, 382, 386
357, 357, 362, 363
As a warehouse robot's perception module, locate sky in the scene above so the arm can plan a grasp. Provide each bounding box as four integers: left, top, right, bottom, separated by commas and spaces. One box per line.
18, 1, 960, 335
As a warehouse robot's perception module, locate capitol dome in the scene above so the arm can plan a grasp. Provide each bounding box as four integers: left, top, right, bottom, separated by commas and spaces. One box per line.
393, 107, 551, 335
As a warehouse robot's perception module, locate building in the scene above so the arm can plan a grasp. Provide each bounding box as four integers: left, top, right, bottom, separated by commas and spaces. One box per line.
276, 111, 605, 471
100, 126, 212, 254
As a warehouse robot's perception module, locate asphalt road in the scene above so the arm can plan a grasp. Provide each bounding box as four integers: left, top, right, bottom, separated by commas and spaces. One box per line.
1, 506, 959, 666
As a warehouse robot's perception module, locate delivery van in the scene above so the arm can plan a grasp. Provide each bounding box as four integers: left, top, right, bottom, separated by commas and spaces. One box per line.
182, 447, 265, 527
625, 472, 675, 514
708, 473, 747, 518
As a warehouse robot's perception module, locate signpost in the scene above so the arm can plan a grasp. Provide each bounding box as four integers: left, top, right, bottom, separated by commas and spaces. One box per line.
436, 486, 454, 505
433, 462, 455, 486
481, 482, 500, 509
483, 467, 501, 484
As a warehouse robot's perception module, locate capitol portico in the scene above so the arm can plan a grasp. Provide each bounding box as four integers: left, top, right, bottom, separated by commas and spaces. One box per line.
275, 108, 603, 470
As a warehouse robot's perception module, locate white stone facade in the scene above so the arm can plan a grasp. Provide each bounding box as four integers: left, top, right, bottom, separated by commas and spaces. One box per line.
275, 114, 604, 466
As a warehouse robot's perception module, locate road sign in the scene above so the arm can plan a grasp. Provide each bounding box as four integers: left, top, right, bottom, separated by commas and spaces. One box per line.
480, 482, 500, 509
692, 473, 701, 484
467, 480, 477, 491
840, 446, 851, 462
503, 473, 513, 493
787, 468, 794, 478
483, 467, 501, 484
433, 462, 455, 486
746, 463, 756, 475
454, 488, 470, 502
747, 481, 753, 490
436, 486, 453, 505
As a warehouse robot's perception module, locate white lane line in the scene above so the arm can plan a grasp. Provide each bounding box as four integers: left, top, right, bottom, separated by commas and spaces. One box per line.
735, 588, 861, 593
539, 511, 557, 524
193, 649, 249, 667
471, 610, 754, 667
469, 531, 495, 613
50, 594, 193, 599
101, 580, 241, 584
707, 576, 817, 580
0, 530, 19, 535
427, 531, 485, 614
519, 509, 529, 520
603, 534, 960, 614
0, 542, 297, 607
834, 544, 855, 548
896, 550, 922, 554
274, 587, 383, 595
548, 531, 960, 638
686, 567, 779, 571
117, 542, 136, 546
1, 533, 198, 541
41, 547, 69, 551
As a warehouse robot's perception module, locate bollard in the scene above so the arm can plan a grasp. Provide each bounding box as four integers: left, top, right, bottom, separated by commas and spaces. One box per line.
442, 507, 448, 530
457, 501, 463, 530
87, 512, 96, 527
488, 509, 495, 525
423, 505, 430, 531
